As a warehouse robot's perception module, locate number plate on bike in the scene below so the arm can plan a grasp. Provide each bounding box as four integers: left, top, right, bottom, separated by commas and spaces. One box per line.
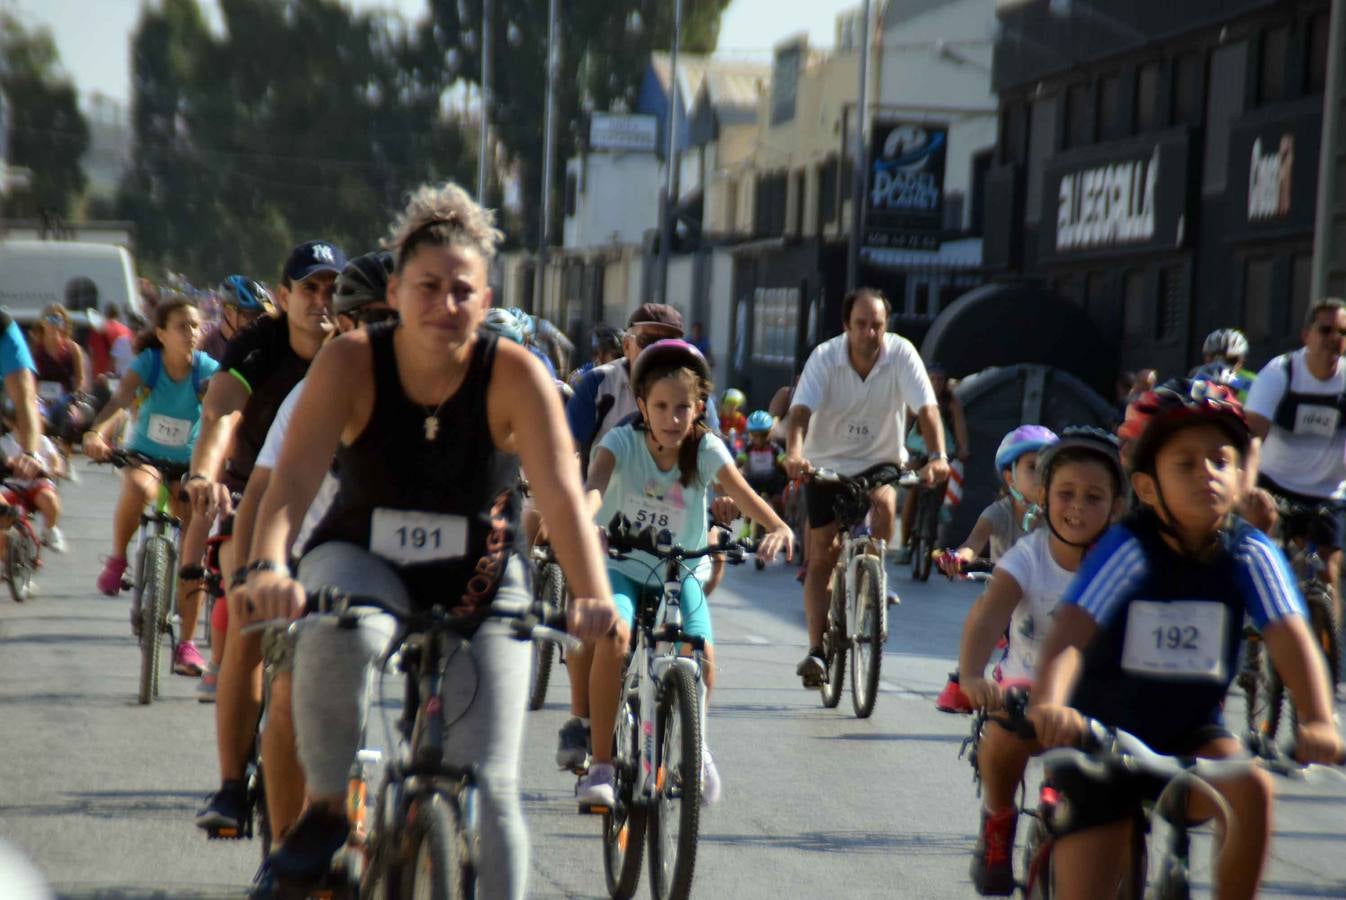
370, 509, 468, 565
1121, 600, 1227, 681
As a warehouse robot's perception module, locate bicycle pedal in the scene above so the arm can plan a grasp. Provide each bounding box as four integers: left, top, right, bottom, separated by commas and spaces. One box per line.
578, 803, 610, 815
206, 826, 245, 840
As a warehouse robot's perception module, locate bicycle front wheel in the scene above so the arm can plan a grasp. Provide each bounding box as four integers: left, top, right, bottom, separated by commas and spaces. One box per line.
138, 535, 174, 705
603, 696, 647, 899
6, 524, 37, 603
849, 556, 884, 719
647, 664, 701, 900
402, 792, 470, 900
820, 572, 846, 709
1306, 583, 1341, 688
528, 562, 564, 711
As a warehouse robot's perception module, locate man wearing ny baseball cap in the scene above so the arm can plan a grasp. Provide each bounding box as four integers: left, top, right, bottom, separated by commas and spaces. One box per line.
190, 238, 346, 841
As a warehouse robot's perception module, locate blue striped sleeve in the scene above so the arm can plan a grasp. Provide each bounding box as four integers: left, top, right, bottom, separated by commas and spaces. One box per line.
1234, 529, 1306, 628
1062, 523, 1148, 627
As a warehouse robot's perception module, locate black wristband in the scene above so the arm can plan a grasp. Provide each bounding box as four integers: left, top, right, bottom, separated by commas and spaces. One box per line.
230, 567, 249, 589
247, 559, 290, 578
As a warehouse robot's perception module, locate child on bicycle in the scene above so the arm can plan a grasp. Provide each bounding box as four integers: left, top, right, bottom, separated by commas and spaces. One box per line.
578, 340, 793, 808
82, 297, 218, 676
0, 403, 66, 551
956, 427, 1124, 895
934, 425, 1058, 713
1028, 378, 1344, 900
737, 410, 787, 533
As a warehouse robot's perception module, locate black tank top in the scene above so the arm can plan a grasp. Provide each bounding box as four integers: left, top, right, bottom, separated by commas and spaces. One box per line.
305, 324, 522, 617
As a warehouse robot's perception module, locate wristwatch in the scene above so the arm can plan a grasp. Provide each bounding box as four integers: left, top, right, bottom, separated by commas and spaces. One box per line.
928, 452, 949, 462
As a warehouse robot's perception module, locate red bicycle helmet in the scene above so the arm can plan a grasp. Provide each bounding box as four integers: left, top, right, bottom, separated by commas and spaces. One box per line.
1119, 377, 1250, 474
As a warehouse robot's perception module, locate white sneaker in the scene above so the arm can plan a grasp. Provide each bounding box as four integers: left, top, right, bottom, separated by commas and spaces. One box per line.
576, 763, 616, 807
43, 526, 66, 553
64, 464, 80, 484
701, 749, 722, 806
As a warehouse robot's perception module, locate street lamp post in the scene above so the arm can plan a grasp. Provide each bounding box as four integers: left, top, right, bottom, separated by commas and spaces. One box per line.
477, 0, 492, 203
845, 0, 871, 292
533, 0, 559, 316
657, 0, 684, 306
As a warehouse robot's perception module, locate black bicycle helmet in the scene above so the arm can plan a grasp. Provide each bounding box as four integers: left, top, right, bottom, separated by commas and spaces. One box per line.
219, 275, 274, 313
1036, 426, 1125, 548
630, 339, 712, 397
333, 251, 394, 316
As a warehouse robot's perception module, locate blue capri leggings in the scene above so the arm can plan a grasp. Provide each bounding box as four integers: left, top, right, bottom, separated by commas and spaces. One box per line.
608, 568, 714, 644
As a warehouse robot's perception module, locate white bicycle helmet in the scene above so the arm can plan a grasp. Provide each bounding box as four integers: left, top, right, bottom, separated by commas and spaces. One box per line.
1202, 328, 1249, 360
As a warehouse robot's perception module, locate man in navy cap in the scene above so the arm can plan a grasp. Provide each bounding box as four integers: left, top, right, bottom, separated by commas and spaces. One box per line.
191, 239, 345, 840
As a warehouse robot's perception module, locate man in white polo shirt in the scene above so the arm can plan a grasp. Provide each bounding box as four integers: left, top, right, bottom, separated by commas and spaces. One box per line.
784, 287, 950, 687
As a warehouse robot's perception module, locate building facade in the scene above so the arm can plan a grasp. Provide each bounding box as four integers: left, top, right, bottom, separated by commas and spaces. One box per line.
987, 0, 1334, 378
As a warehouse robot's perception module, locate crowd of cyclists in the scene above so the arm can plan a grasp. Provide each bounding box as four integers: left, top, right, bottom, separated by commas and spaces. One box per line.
3, 177, 1344, 898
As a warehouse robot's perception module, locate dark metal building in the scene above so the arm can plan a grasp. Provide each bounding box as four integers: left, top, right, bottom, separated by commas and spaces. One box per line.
986, 0, 1332, 377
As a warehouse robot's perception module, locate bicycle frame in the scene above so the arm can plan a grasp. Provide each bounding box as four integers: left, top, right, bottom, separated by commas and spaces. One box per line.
835, 523, 888, 645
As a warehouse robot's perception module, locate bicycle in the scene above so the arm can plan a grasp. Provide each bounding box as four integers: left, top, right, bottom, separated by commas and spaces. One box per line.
976, 687, 1345, 899
248, 587, 574, 898
904, 458, 943, 583
98, 449, 189, 705
527, 540, 569, 711
0, 460, 46, 603
590, 518, 753, 900
1241, 496, 1341, 747
809, 464, 914, 718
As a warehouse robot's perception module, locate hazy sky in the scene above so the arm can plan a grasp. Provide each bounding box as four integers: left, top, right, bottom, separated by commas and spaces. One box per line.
8, 0, 859, 106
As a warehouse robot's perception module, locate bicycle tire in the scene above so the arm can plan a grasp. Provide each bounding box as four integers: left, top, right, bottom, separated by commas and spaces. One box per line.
914, 489, 938, 582
1238, 635, 1276, 742
138, 536, 173, 705
820, 573, 846, 709
1306, 584, 1341, 688
1021, 816, 1053, 900
849, 556, 884, 719
647, 664, 701, 900
402, 792, 470, 900
527, 562, 564, 711
603, 696, 647, 899
6, 524, 36, 603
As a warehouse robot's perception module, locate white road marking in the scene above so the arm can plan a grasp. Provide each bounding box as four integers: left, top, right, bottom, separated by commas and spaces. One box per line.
743, 635, 770, 645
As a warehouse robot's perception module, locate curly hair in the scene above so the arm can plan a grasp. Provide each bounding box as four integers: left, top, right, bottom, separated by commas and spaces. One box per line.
385, 182, 504, 272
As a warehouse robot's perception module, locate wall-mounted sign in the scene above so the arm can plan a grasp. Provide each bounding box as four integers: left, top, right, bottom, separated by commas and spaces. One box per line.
589, 113, 658, 153
1040, 132, 1189, 262
1226, 100, 1321, 241
865, 120, 948, 251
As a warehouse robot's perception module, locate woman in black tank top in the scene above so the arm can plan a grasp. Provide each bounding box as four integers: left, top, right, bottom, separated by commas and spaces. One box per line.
241, 183, 618, 896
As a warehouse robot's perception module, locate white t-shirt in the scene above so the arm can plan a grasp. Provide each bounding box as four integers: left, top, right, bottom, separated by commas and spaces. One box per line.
1245, 348, 1346, 499
0, 433, 60, 489
256, 380, 336, 553
792, 333, 937, 476
993, 528, 1073, 682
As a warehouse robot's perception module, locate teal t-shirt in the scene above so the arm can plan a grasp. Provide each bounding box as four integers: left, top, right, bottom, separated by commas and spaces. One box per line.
127, 349, 220, 462
596, 424, 734, 585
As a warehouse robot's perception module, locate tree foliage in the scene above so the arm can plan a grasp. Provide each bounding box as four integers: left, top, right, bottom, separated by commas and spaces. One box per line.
427, 0, 731, 246
0, 14, 90, 218
120, 0, 474, 282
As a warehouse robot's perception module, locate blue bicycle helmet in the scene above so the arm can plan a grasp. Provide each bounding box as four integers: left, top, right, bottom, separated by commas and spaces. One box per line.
746, 410, 773, 433
482, 308, 526, 344
994, 425, 1058, 475
218, 275, 274, 313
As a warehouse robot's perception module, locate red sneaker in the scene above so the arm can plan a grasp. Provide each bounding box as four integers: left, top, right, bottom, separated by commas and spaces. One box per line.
935, 675, 974, 714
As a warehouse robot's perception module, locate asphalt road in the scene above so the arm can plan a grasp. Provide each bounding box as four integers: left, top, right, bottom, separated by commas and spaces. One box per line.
1, 462, 1344, 898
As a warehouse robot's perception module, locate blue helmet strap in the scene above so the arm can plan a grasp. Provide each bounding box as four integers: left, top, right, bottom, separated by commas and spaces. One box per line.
1007, 484, 1040, 533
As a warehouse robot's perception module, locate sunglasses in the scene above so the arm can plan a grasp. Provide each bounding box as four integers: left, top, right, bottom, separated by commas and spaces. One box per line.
1315, 324, 1346, 339
43, 314, 65, 327
346, 307, 399, 326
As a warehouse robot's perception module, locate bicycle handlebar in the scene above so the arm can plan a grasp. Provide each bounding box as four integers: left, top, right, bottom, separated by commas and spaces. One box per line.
0, 458, 51, 482
809, 465, 916, 490
604, 514, 757, 564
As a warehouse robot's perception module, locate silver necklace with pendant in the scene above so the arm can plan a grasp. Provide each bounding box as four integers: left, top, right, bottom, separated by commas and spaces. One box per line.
422, 399, 450, 441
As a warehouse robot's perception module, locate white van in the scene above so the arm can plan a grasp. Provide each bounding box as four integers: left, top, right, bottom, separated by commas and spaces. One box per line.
0, 240, 143, 325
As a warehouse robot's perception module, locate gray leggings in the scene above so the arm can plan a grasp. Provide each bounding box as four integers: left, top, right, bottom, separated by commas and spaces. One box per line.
292, 542, 531, 900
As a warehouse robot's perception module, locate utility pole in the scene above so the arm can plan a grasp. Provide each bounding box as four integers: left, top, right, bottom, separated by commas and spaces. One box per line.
533, 0, 559, 315
657, 0, 684, 306
477, 0, 492, 203
845, 0, 871, 292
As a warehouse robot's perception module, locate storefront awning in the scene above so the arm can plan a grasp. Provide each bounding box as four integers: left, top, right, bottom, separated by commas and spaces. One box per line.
861, 237, 983, 271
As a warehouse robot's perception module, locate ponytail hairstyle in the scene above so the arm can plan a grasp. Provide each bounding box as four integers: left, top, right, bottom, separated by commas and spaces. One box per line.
133, 297, 196, 355
632, 360, 715, 487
